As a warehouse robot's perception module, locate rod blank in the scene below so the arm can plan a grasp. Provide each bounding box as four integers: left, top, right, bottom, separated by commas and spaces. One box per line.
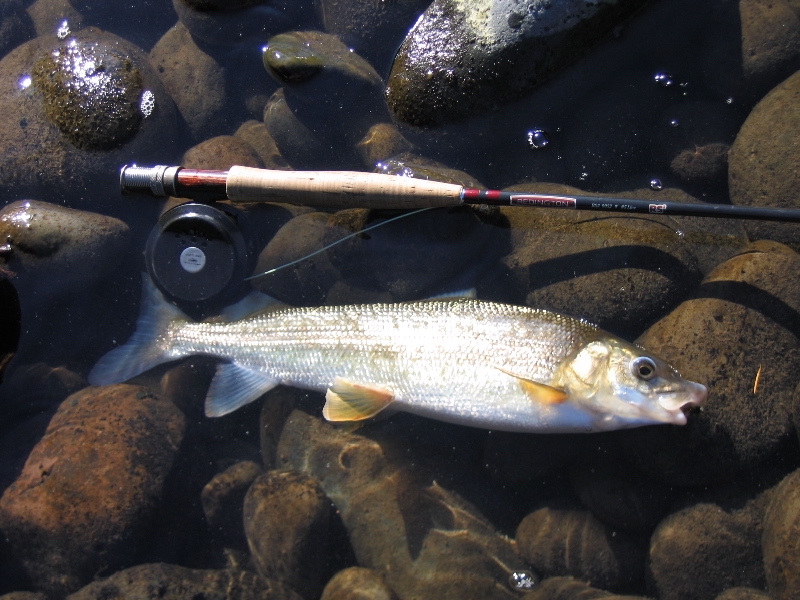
119, 165, 800, 223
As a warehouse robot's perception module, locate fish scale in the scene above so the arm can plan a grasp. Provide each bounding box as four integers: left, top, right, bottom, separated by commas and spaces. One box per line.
89, 276, 707, 432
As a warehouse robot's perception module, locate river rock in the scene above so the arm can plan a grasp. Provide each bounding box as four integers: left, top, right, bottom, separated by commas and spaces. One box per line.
65, 562, 303, 600
0, 200, 130, 289
320, 567, 399, 600
386, 0, 649, 126
356, 124, 414, 170
0, 27, 179, 206
614, 241, 800, 486
149, 22, 231, 140
715, 590, 772, 600
729, 69, 800, 249
521, 576, 652, 600
762, 468, 800, 599
244, 469, 333, 600
0, 384, 186, 597
499, 183, 701, 338
235, 120, 291, 170
182, 135, 265, 170
648, 496, 771, 600
202, 460, 262, 549
277, 409, 525, 600
516, 505, 647, 593
0, 1, 33, 59
26, 0, 83, 38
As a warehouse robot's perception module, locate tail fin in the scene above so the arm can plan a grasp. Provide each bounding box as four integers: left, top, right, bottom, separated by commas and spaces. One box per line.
88, 274, 189, 386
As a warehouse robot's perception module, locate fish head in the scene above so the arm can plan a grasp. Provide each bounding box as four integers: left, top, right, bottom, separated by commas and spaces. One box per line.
558, 338, 707, 429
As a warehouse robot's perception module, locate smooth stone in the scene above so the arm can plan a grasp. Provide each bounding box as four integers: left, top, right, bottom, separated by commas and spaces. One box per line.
0, 28, 179, 206
234, 120, 291, 170
714, 590, 772, 600
0, 201, 130, 288
182, 135, 265, 170
762, 468, 800, 599
65, 563, 303, 600
499, 183, 701, 338
614, 241, 800, 485
244, 470, 332, 600
277, 410, 525, 600
26, 0, 83, 38
320, 567, 398, 600
516, 506, 647, 593
648, 496, 772, 600
521, 576, 652, 600
670, 142, 730, 188
356, 124, 414, 170
0, 384, 186, 597
0, 594, 48, 600
386, 0, 649, 126
149, 22, 230, 140
729, 69, 800, 249
201, 460, 262, 549
0, 1, 33, 58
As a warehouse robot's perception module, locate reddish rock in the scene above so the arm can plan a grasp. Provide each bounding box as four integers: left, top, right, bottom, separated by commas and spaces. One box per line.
0, 384, 186, 597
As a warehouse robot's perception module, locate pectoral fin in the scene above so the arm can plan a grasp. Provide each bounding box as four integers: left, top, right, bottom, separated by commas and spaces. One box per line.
495, 366, 568, 405
323, 378, 395, 421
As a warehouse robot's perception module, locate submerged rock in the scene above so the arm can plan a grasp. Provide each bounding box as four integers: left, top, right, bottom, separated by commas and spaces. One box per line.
277, 410, 524, 600
729, 69, 800, 249
521, 576, 652, 599
0, 384, 186, 597
65, 562, 303, 600
762, 468, 800, 600
320, 567, 399, 600
386, 0, 650, 126
201, 460, 262, 549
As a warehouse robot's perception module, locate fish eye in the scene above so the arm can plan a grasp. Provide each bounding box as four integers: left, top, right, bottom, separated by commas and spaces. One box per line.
632, 356, 657, 380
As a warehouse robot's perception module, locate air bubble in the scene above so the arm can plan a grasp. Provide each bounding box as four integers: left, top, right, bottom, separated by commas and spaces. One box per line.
526, 128, 550, 149
650, 178, 664, 191
140, 90, 155, 118
669, 119, 679, 127
654, 72, 674, 87
56, 20, 70, 40
509, 570, 538, 591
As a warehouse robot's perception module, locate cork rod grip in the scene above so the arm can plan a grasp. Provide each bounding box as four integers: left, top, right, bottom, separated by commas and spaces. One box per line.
226, 166, 464, 209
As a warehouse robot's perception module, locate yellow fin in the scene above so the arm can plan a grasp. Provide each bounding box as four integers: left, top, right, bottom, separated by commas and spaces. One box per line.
495, 366, 568, 405
323, 378, 395, 421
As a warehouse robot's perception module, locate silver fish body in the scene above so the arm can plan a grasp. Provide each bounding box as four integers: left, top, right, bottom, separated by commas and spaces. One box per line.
89, 276, 707, 432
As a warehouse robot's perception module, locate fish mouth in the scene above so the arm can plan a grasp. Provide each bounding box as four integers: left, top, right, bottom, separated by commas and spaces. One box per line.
657, 381, 708, 424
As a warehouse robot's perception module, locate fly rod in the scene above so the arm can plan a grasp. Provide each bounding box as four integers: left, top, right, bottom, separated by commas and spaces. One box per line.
120, 165, 800, 223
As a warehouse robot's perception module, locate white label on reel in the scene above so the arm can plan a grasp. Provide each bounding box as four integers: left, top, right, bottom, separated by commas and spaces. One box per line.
180, 246, 206, 273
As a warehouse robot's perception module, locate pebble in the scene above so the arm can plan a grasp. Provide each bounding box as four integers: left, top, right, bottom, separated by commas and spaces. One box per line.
729, 69, 800, 249
0, 384, 186, 597
201, 460, 262, 549
64, 562, 303, 600
320, 567, 399, 600
234, 120, 291, 170
516, 506, 647, 593
520, 576, 652, 600
762, 468, 800, 599
182, 135, 265, 170
243, 469, 333, 600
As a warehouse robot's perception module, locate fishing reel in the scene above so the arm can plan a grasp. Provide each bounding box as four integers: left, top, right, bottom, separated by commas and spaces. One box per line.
144, 200, 258, 310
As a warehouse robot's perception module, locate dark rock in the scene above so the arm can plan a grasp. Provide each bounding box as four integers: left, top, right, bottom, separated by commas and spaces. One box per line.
0, 593, 48, 600
714, 589, 772, 600
149, 22, 230, 140
0, 1, 33, 59
670, 143, 730, 187
521, 576, 652, 600
277, 409, 525, 600
762, 468, 800, 599
729, 69, 800, 249
65, 562, 303, 600
386, 0, 649, 126
173, 0, 311, 46
0, 201, 130, 289
182, 135, 265, 170
500, 183, 701, 338
0, 28, 179, 206
202, 460, 262, 549
244, 469, 333, 599
648, 496, 771, 600
263, 88, 331, 170
516, 506, 647, 593
320, 567, 398, 600
616, 241, 800, 486
0, 384, 186, 597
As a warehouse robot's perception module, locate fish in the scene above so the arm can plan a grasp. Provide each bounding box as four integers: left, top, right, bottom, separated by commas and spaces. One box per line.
88, 275, 707, 433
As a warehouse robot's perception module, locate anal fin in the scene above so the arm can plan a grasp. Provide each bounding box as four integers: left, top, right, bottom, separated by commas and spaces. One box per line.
323, 377, 394, 422
494, 366, 568, 405
205, 363, 278, 417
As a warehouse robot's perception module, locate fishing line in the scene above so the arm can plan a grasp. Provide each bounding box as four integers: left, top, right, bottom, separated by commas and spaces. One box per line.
244, 207, 434, 281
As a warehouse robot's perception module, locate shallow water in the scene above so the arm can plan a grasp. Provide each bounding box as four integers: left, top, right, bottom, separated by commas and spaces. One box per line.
0, 0, 799, 599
